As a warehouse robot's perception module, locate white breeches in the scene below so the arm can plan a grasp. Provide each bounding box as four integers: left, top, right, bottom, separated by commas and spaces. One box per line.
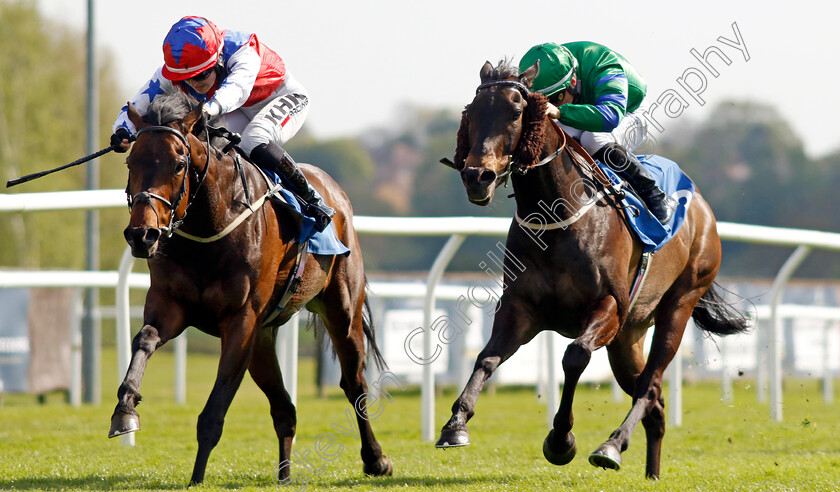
557, 102, 649, 154
220, 74, 310, 155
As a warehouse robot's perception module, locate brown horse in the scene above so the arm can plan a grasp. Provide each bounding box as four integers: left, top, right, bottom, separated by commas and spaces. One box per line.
108, 91, 393, 485
436, 60, 747, 479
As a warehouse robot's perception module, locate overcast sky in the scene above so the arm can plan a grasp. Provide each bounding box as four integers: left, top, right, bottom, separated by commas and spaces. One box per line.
37, 0, 840, 158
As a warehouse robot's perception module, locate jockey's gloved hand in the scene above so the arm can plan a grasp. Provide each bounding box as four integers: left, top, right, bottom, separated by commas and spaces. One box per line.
110, 127, 132, 153
201, 100, 220, 120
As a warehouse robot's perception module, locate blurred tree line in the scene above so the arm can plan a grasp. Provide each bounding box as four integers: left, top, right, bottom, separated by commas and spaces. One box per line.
2, 1, 839, 280
0, 1, 127, 270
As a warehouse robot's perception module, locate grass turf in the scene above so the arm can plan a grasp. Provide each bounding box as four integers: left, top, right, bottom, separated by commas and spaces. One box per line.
1, 348, 838, 491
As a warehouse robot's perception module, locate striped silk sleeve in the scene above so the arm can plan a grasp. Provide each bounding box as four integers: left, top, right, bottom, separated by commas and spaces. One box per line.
559, 70, 629, 133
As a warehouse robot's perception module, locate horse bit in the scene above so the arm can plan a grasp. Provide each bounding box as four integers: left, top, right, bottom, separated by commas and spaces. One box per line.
126, 125, 210, 236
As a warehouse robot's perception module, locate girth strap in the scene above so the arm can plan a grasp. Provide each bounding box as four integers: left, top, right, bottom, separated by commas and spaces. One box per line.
261, 239, 310, 326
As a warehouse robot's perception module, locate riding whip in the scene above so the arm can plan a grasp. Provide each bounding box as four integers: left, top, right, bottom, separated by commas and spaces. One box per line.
6, 143, 126, 188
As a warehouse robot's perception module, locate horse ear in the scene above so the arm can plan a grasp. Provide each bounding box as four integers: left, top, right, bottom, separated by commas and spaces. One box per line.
126, 103, 146, 130
519, 60, 539, 88
479, 61, 494, 83
181, 105, 203, 134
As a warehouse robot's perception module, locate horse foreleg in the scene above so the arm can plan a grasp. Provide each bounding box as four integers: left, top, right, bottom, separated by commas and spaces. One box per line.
544, 296, 621, 466
248, 327, 296, 483
190, 314, 258, 486
589, 302, 691, 478
436, 303, 536, 448
109, 308, 185, 438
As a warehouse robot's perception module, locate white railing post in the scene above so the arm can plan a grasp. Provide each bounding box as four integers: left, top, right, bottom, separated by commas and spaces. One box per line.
824, 321, 835, 404
546, 332, 559, 429
756, 316, 768, 403
276, 312, 300, 406
668, 337, 683, 427
174, 334, 187, 404
69, 291, 83, 407
768, 245, 811, 422
422, 234, 466, 442
116, 246, 136, 446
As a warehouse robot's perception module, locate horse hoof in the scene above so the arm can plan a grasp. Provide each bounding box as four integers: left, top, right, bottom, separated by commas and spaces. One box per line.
363, 455, 393, 476
543, 429, 577, 466
435, 427, 470, 448
108, 409, 140, 438
589, 443, 622, 470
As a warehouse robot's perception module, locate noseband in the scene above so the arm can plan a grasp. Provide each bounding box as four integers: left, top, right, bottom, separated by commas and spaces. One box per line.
126, 125, 209, 236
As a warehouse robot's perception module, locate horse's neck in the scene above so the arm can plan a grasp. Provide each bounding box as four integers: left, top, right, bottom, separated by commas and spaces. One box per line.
187, 148, 258, 233
512, 133, 595, 223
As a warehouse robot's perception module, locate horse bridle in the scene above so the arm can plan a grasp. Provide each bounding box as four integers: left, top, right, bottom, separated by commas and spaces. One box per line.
473, 81, 566, 187
126, 125, 210, 236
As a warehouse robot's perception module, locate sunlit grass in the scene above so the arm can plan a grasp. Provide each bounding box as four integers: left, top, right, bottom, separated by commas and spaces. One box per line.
1, 348, 838, 491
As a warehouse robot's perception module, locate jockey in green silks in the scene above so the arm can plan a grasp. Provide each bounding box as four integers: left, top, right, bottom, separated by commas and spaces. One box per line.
520, 41, 677, 224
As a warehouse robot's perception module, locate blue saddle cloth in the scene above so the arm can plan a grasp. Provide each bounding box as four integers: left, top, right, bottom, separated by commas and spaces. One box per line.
597, 154, 695, 253
262, 168, 350, 256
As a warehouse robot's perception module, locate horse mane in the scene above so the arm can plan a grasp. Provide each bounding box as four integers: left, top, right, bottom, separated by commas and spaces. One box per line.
144, 90, 199, 126
144, 90, 233, 149
454, 60, 549, 170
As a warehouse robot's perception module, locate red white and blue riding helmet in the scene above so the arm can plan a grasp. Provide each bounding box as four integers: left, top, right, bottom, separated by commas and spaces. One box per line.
161, 16, 224, 81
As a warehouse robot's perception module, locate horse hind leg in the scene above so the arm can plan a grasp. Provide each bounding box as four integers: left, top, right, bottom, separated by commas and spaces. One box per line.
437, 302, 537, 448
587, 325, 648, 471
321, 307, 393, 477
543, 296, 621, 467
589, 299, 696, 479
190, 313, 259, 485
248, 327, 297, 484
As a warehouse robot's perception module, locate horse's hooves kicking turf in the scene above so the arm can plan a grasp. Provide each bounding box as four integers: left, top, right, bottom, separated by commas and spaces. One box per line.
589, 443, 622, 470
543, 429, 577, 466
435, 428, 470, 448
363, 456, 393, 476
108, 409, 140, 438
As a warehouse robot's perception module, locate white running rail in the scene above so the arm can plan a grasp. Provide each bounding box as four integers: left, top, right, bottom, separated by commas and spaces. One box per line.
3, 190, 840, 444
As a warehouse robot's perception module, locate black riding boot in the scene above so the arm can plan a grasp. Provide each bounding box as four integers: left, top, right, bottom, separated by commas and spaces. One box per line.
250, 142, 335, 232
593, 143, 677, 224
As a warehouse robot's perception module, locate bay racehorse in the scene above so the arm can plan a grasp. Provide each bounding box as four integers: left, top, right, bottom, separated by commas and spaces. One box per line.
436, 60, 747, 478
108, 91, 393, 485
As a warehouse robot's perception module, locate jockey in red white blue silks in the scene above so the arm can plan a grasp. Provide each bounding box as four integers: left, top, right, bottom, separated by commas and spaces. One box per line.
111, 16, 333, 231
520, 42, 677, 224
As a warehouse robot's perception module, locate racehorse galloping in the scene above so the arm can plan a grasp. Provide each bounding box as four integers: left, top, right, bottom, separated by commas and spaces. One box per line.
436, 60, 747, 478
108, 91, 392, 485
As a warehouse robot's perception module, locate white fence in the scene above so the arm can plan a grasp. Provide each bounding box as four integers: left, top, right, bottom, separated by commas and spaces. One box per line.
2, 190, 840, 444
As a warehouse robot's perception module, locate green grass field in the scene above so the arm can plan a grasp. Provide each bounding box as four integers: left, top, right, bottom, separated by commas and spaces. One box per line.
1, 348, 838, 491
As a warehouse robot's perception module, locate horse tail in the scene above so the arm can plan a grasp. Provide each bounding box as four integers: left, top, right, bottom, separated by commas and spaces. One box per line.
691, 282, 750, 336
362, 276, 388, 371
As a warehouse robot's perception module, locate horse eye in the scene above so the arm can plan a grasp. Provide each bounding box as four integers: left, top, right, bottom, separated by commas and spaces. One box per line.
512, 110, 523, 120
175, 161, 187, 173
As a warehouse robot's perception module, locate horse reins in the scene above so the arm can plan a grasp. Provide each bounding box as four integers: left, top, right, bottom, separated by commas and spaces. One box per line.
126, 125, 210, 236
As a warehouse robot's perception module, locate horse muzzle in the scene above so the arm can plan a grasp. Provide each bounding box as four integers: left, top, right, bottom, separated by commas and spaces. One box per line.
460, 167, 498, 206
124, 226, 162, 258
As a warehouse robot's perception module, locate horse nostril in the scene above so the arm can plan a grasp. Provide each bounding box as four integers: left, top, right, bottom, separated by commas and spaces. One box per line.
143, 228, 162, 247
460, 168, 477, 183
479, 170, 497, 185
123, 227, 137, 247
